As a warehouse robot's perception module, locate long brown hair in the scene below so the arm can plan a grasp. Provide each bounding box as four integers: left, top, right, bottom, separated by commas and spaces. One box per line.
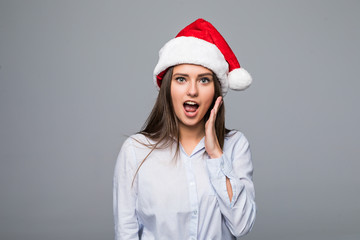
132, 66, 230, 183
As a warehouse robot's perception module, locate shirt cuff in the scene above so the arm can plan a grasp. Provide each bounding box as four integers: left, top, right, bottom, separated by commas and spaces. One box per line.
206, 154, 234, 179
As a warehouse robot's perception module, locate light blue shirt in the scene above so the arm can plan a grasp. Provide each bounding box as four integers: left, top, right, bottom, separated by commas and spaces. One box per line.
113, 130, 256, 239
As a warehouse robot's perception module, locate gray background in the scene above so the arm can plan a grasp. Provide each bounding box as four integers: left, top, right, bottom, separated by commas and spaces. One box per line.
1, 0, 359, 239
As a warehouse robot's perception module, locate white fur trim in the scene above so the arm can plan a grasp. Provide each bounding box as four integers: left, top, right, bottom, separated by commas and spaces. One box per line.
228, 68, 252, 90
153, 36, 229, 94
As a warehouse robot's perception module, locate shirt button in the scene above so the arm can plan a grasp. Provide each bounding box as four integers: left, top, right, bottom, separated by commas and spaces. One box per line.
190, 182, 195, 186
193, 210, 197, 215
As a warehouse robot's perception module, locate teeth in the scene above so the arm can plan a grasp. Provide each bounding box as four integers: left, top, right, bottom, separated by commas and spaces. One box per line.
185, 101, 197, 105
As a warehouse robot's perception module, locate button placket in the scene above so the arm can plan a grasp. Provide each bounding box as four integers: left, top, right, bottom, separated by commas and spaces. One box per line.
184, 155, 199, 239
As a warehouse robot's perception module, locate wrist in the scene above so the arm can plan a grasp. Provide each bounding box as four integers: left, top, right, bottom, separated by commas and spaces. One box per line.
208, 149, 223, 159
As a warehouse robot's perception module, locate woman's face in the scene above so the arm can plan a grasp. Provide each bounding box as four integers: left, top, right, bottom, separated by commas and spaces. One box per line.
171, 64, 215, 129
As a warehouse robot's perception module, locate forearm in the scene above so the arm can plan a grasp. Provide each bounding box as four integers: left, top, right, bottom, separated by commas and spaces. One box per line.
226, 176, 233, 201
205, 133, 256, 237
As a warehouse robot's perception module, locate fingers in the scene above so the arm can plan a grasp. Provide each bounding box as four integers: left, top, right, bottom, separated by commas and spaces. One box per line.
209, 109, 216, 126
213, 96, 223, 117
207, 96, 223, 128
214, 96, 223, 114
205, 96, 223, 159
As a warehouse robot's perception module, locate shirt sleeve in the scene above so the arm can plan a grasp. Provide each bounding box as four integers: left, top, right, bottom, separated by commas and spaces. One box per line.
205, 132, 256, 238
113, 137, 140, 240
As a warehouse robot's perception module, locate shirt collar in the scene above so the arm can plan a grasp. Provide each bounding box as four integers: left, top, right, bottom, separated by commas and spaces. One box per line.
180, 136, 206, 158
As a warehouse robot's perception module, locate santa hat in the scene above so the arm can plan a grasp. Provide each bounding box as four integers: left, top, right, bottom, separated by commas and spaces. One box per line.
153, 18, 252, 94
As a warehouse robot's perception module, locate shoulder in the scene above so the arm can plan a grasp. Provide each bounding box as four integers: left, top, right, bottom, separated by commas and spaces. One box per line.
121, 133, 155, 149
115, 134, 153, 173
224, 130, 251, 153
225, 130, 250, 144
118, 133, 159, 161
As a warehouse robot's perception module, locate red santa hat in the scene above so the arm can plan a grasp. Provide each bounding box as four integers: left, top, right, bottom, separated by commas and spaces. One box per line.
153, 18, 252, 94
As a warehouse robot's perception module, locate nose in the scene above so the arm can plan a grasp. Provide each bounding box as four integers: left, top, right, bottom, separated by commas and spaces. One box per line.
187, 80, 198, 97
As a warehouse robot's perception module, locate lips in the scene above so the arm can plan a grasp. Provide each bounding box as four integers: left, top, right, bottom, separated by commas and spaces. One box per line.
183, 100, 199, 117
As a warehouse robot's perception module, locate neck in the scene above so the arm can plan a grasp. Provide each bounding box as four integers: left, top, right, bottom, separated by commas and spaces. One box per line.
178, 120, 205, 143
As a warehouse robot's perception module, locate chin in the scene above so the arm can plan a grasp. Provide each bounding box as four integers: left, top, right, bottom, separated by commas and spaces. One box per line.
179, 117, 204, 128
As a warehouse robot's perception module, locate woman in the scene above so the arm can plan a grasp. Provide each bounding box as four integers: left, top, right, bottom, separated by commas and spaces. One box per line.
113, 18, 256, 239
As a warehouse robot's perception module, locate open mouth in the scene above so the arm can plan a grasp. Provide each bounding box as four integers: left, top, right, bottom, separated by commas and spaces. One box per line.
183, 101, 199, 113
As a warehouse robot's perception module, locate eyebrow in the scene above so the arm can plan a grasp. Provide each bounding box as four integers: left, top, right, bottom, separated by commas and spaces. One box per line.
173, 73, 213, 77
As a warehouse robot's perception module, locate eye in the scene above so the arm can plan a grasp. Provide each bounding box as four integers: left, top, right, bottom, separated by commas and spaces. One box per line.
175, 77, 186, 83
199, 77, 210, 84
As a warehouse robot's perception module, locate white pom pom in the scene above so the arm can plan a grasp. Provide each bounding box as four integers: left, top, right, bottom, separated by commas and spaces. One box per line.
228, 68, 252, 90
